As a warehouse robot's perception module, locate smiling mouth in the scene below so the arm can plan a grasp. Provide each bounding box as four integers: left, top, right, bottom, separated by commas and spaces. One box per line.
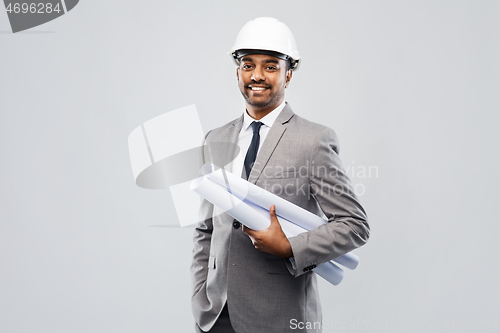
248, 86, 269, 91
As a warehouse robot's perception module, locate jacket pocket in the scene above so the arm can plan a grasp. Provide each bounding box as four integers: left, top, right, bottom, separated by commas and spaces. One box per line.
265, 258, 290, 275
272, 170, 299, 179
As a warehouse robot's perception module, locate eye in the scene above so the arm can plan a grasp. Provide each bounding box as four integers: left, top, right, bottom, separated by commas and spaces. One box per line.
266, 66, 277, 71
242, 64, 253, 70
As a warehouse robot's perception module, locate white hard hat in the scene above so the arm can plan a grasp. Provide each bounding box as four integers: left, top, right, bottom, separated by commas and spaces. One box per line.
230, 17, 301, 71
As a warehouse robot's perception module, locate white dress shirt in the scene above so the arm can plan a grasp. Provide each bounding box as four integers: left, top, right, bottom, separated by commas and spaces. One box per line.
230, 101, 286, 176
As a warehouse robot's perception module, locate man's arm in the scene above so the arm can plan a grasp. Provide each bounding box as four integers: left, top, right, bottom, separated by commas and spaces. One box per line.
191, 198, 214, 296
242, 126, 369, 276
287, 127, 370, 276
190, 132, 213, 297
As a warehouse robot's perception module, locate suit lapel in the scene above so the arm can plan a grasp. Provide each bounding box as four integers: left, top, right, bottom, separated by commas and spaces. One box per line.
223, 115, 243, 168
204, 115, 243, 170
248, 103, 295, 184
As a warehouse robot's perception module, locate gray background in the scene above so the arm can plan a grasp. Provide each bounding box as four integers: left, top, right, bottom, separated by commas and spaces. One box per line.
1, 0, 499, 332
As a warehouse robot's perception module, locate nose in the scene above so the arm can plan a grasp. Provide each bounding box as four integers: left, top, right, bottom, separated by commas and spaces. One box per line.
251, 66, 265, 82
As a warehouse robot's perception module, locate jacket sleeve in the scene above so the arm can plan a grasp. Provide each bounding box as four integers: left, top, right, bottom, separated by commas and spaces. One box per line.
287, 127, 370, 277
190, 131, 214, 297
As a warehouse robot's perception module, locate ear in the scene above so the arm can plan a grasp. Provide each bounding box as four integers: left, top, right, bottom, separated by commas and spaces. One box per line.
285, 69, 293, 88
236, 67, 240, 81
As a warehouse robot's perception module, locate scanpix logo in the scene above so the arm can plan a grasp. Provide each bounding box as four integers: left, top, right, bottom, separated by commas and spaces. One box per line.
3, 0, 79, 33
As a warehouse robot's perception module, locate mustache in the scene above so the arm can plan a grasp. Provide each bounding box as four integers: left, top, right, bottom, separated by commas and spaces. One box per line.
245, 83, 271, 89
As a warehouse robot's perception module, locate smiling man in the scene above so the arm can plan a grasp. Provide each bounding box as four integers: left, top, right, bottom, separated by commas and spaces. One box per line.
191, 17, 370, 333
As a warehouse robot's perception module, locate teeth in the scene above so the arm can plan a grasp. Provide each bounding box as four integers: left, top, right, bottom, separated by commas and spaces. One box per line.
251, 87, 266, 91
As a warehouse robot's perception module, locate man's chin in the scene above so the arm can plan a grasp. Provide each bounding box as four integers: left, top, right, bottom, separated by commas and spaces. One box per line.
240, 90, 283, 110
248, 101, 272, 108
244, 96, 274, 108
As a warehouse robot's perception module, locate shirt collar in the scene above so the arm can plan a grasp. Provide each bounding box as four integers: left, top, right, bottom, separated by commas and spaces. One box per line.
242, 101, 286, 132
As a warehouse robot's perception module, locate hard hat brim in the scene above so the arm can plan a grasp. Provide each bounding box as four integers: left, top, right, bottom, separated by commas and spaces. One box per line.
231, 48, 300, 71
232, 49, 290, 61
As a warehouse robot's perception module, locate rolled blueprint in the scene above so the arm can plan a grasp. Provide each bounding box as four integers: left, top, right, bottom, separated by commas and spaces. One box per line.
191, 174, 345, 286
200, 163, 359, 270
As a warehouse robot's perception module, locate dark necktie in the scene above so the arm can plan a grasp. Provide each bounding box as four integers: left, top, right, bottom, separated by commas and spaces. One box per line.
243, 121, 263, 180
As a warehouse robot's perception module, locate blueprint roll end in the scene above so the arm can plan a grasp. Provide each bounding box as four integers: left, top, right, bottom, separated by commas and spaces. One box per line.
200, 163, 215, 176
190, 175, 204, 191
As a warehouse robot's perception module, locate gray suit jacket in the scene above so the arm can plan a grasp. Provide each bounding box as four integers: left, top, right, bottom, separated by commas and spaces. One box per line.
191, 103, 369, 333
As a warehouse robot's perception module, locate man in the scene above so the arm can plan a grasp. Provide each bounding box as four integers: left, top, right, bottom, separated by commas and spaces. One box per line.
191, 17, 369, 333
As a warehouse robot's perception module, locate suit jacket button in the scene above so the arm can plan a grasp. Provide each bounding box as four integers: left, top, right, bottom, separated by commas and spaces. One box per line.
233, 221, 240, 229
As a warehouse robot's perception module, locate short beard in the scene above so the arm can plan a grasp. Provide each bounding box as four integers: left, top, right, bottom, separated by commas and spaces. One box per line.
239, 85, 285, 109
